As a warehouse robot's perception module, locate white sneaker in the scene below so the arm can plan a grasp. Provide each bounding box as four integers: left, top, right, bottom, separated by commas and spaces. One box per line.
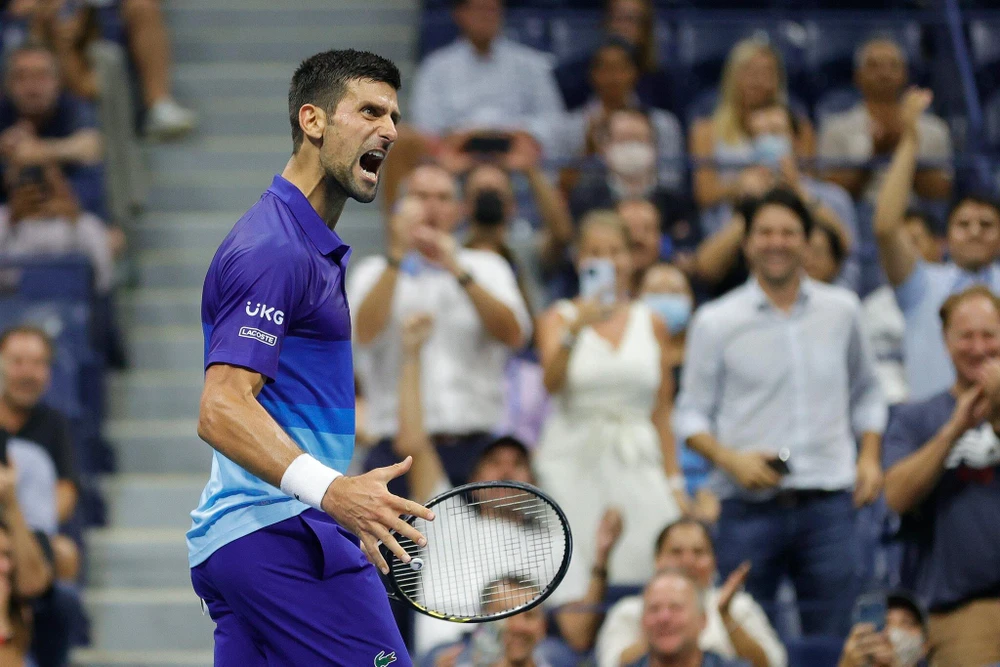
146, 98, 196, 141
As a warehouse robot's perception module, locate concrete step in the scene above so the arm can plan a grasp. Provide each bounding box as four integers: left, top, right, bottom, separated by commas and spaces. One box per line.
121, 288, 202, 331
126, 326, 203, 371
174, 63, 292, 102
164, 4, 417, 30
83, 586, 214, 652
131, 219, 232, 253
108, 368, 202, 421
146, 169, 276, 212
71, 648, 212, 667
102, 475, 206, 531
86, 528, 192, 588
189, 96, 288, 137
105, 419, 210, 474
144, 136, 289, 175
136, 256, 210, 290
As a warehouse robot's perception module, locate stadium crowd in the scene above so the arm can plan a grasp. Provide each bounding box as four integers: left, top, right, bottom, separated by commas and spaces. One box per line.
0, 0, 193, 664
350, 1, 1000, 666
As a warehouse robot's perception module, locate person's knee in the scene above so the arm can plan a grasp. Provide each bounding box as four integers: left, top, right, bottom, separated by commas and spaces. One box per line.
51, 535, 81, 582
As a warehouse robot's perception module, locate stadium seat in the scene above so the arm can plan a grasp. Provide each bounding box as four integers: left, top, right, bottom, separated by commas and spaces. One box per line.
784, 634, 844, 667
418, 8, 553, 60
984, 90, 1000, 148
0, 255, 94, 302
970, 18, 1000, 102
548, 10, 604, 63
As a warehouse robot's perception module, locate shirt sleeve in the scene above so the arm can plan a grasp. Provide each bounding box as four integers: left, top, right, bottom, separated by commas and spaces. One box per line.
730, 592, 788, 667
204, 244, 302, 382
595, 597, 644, 667
817, 117, 847, 159
462, 252, 533, 346
918, 115, 954, 165
881, 404, 923, 471
893, 260, 930, 315
847, 300, 888, 435
673, 307, 724, 444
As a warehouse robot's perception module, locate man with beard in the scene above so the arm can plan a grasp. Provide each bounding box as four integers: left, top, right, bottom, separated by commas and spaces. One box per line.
189, 50, 434, 665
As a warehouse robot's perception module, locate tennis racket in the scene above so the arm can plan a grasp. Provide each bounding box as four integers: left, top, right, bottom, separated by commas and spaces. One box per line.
379, 480, 572, 623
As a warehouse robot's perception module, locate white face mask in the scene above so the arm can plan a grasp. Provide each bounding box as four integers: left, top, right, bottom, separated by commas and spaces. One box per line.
888, 627, 924, 667
606, 140, 656, 178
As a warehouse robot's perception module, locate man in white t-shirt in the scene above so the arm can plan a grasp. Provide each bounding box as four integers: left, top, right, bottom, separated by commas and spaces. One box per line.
348, 163, 531, 499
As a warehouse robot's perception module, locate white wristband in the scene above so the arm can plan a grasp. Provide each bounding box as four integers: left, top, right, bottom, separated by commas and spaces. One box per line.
280, 454, 342, 511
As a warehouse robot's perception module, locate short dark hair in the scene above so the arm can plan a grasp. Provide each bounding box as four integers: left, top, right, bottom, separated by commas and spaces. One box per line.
743, 186, 814, 238
813, 219, 846, 268
654, 518, 715, 558
4, 40, 58, 79
939, 284, 1000, 330
287, 49, 401, 152
948, 192, 1000, 226
0, 325, 54, 360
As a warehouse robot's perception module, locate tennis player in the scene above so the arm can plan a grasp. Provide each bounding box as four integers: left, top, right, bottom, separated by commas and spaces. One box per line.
187, 49, 433, 665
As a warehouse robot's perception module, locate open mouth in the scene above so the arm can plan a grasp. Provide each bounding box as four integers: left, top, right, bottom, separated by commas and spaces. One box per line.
359, 149, 386, 182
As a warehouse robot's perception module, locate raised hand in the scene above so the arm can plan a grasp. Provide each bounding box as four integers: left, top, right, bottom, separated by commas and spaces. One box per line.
946, 384, 989, 439
900, 87, 933, 136
321, 457, 435, 574
388, 196, 424, 259
717, 561, 751, 616
595, 508, 624, 566
504, 131, 541, 173
411, 224, 460, 274
401, 312, 434, 357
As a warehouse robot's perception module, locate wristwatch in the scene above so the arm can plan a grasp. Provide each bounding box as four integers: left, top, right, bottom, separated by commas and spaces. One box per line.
386, 255, 402, 270
457, 271, 475, 288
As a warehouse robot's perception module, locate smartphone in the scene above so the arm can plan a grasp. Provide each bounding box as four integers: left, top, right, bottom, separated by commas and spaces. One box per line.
463, 133, 513, 155
579, 259, 616, 305
766, 448, 791, 475
852, 593, 887, 632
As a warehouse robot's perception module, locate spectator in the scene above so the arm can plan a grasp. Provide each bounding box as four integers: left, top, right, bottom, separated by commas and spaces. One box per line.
551, 38, 683, 194
674, 187, 887, 635
882, 286, 1000, 667
618, 198, 687, 290
819, 38, 952, 204
349, 164, 531, 498
873, 88, 1000, 401
625, 569, 751, 667
0, 520, 31, 665
838, 591, 928, 667
0, 163, 114, 293
862, 209, 942, 405
689, 39, 816, 213
535, 211, 685, 603
383, 0, 564, 208
0, 42, 105, 218
554, 0, 672, 111
598, 519, 786, 667
693, 103, 857, 296
462, 157, 574, 315
805, 218, 848, 285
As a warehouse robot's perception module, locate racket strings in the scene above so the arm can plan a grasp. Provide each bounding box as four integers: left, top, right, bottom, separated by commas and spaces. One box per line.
389, 486, 567, 620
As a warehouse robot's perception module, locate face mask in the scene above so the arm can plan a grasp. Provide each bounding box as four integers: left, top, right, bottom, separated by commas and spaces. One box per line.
643, 293, 692, 335
753, 133, 792, 168
606, 141, 656, 177
473, 189, 506, 227
888, 627, 924, 667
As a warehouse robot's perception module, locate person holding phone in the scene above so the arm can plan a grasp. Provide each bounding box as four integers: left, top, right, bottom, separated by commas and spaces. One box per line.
839, 591, 928, 667
534, 210, 685, 609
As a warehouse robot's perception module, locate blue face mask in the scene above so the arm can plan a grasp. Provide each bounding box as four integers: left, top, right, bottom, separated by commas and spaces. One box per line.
643, 293, 692, 335
753, 133, 792, 168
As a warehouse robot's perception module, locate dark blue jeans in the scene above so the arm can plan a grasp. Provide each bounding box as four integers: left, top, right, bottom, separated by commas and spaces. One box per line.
715, 490, 858, 637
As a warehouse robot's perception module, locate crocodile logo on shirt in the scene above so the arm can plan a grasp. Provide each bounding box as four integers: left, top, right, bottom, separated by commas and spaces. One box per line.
374, 650, 397, 667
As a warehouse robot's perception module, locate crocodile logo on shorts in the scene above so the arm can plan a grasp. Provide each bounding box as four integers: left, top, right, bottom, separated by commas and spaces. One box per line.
375, 650, 397, 667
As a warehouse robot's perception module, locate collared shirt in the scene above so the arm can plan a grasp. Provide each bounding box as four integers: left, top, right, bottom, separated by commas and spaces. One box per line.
8, 436, 58, 535
894, 260, 1000, 401
188, 175, 354, 567
862, 285, 909, 405
674, 277, 886, 499
348, 251, 531, 439
410, 37, 564, 144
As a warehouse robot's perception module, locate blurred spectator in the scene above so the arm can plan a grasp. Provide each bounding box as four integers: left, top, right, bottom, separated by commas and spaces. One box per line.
462, 157, 574, 315
873, 88, 1000, 401
0, 440, 51, 601
882, 286, 1000, 667
838, 591, 928, 667
496, 351, 550, 449
625, 568, 751, 667
862, 209, 943, 405
551, 38, 683, 194
819, 38, 951, 204
535, 211, 684, 604
0, 42, 105, 218
554, 0, 671, 112
694, 103, 857, 296
674, 188, 886, 635
805, 218, 848, 285
689, 39, 815, 213
349, 164, 531, 498
597, 519, 786, 667
619, 198, 668, 290
0, 520, 31, 665
0, 163, 114, 292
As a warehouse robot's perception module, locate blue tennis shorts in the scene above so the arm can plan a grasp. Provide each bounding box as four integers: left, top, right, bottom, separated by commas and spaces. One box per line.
190, 509, 411, 666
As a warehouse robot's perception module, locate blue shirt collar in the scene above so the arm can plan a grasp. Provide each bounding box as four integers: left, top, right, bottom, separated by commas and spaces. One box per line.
748, 273, 813, 311
267, 175, 350, 260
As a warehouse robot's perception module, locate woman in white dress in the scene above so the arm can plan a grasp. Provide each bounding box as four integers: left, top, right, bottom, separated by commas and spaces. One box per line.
534, 210, 686, 611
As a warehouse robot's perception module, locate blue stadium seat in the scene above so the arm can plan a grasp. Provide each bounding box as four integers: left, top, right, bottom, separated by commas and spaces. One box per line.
418, 8, 553, 60
784, 635, 844, 667
549, 10, 603, 62
984, 89, 1000, 149
813, 86, 861, 126
970, 18, 1000, 102
0, 255, 94, 301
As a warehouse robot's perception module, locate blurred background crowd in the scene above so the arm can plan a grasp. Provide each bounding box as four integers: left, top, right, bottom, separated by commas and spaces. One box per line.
0, 0, 999, 665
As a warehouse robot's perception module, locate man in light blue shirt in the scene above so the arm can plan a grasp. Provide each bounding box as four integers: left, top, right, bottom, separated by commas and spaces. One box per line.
873, 88, 1000, 401
674, 187, 887, 636
410, 0, 564, 146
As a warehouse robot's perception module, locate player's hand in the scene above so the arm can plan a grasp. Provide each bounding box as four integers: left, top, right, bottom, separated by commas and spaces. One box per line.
719, 450, 781, 490
321, 457, 435, 574
853, 454, 884, 508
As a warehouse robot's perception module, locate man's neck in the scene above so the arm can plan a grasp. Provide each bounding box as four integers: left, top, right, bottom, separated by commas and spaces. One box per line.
864, 97, 900, 114
956, 258, 992, 274
0, 396, 29, 434
281, 152, 348, 229
756, 272, 803, 312
649, 648, 703, 667
468, 36, 496, 57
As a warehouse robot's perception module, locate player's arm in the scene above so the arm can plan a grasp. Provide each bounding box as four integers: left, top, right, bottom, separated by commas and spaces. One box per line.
198, 363, 434, 573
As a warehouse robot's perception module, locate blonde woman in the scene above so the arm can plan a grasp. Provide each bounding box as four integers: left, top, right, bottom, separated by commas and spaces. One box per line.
689, 38, 816, 212
534, 210, 685, 610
